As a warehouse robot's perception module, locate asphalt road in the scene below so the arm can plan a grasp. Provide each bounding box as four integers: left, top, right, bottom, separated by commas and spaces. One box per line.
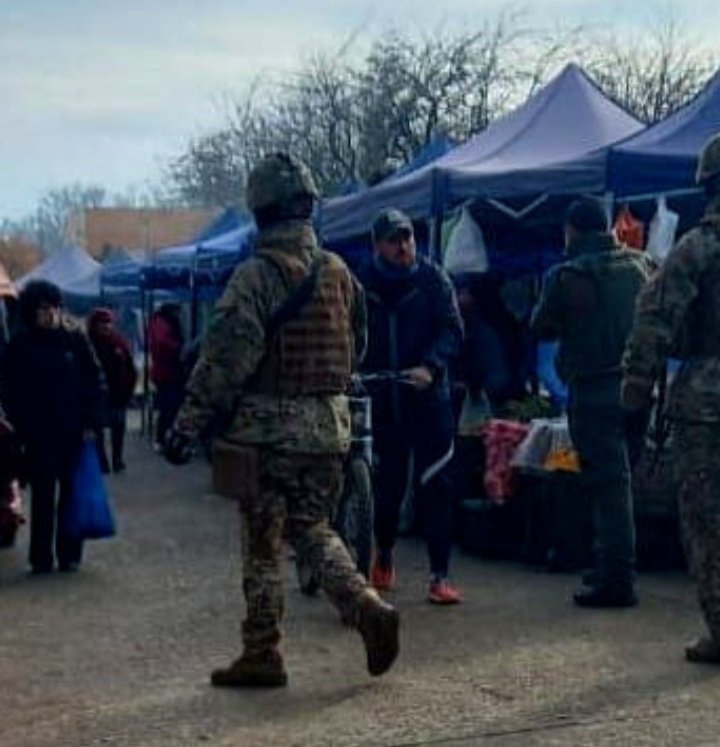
1, 425, 719, 747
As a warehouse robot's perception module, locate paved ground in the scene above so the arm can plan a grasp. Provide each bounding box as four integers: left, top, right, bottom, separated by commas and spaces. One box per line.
1, 425, 720, 747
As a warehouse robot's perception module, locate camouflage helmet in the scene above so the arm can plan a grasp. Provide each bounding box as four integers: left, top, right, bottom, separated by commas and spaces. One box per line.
246, 152, 319, 212
696, 132, 720, 184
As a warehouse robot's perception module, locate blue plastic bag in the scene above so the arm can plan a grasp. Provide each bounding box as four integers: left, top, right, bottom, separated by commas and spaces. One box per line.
63, 441, 116, 540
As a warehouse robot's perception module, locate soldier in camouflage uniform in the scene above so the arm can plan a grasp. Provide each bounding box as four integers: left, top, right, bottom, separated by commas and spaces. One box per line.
164, 153, 400, 687
623, 132, 720, 663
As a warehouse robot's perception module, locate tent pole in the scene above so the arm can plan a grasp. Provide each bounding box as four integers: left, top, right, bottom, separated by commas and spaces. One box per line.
429, 169, 445, 263
603, 191, 615, 224
190, 252, 199, 341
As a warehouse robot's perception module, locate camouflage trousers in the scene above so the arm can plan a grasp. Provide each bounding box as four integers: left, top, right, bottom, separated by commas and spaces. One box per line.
238, 449, 368, 653
675, 423, 720, 642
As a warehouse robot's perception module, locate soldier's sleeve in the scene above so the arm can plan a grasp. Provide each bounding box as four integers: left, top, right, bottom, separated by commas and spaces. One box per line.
174, 261, 275, 435
623, 233, 702, 380
530, 266, 566, 341
350, 274, 367, 368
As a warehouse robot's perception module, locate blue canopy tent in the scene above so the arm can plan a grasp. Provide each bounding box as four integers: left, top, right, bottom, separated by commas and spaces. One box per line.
193, 207, 247, 242
116, 218, 257, 297
193, 221, 258, 293
320, 64, 643, 246
384, 135, 456, 182
16, 245, 102, 312
608, 68, 720, 198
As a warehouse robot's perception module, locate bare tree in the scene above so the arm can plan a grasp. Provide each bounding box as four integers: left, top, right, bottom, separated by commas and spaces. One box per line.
582, 20, 716, 123
23, 184, 106, 254
164, 14, 718, 206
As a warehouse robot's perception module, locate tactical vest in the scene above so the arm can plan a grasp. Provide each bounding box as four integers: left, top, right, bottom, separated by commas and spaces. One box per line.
251, 249, 354, 396
557, 248, 649, 383
676, 223, 720, 359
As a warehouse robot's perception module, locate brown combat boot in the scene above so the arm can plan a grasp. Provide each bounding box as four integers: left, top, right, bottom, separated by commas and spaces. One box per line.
210, 649, 288, 687
356, 588, 400, 676
685, 637, 720, 664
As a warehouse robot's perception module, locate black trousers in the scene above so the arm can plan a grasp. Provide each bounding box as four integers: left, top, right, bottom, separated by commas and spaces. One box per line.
95, 407, 128, 471
154, 384, 184, 446
373, 401, 456, 576
29, 467, 83, 571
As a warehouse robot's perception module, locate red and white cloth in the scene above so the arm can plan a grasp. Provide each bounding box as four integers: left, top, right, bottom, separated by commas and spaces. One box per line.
480, 420, 530, 503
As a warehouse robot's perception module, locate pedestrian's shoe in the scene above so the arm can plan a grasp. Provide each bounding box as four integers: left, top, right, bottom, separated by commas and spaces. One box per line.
573, 586, 637, 608
370, 554, 396, 591
58, 562, 80, 573
112, 460, 126, 474
210, 649, 288, 688
428, 579, 463, 605
356, 589, 400, 676
581, 568, 599, 587
685, 637, 720, 664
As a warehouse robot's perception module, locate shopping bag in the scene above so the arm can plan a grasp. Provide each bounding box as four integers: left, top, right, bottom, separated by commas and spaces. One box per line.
443, 207, 489, 275
645, 197, 679, 264
63, 442, 116, 540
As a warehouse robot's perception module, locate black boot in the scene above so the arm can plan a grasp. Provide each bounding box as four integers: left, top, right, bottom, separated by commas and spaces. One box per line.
573, 585, 637, 608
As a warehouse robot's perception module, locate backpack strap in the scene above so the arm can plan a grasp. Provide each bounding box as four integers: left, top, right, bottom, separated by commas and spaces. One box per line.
258, 253, 326, 339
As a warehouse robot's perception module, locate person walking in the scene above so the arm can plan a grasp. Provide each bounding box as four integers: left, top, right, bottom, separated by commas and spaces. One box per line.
148, 303, 185, 452
531, 197, 651, 607
623, 133, 720, 661
0, 280, 105, 574
358, 208, 464, 604
163, 153, 400, 687
87, 307, 137, 473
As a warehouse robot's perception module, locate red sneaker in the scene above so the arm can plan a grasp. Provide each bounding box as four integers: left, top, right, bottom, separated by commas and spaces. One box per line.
370, 559, 396, 591
428, 579, 463, 605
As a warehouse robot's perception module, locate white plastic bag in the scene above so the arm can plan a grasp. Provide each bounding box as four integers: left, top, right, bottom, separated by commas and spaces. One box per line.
443, 207, 489, 274
645, 197, 679, 264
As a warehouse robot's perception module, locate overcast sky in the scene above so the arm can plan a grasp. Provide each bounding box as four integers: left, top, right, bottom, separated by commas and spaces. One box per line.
1, 0, 719, 221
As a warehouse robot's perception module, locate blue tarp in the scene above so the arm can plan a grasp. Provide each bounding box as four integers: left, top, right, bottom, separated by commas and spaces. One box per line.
320, 64, 643, 243
608, 68, 720, 197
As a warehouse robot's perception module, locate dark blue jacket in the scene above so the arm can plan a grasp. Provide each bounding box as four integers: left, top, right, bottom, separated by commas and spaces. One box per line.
357, 257, 463, 424
1, 324, 105, 473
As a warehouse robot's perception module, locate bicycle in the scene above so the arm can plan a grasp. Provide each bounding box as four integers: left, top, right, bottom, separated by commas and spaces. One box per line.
296, 372, 414, 595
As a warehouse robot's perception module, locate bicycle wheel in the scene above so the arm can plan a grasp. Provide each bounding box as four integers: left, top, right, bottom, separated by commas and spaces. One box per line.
344, 456, 374, 579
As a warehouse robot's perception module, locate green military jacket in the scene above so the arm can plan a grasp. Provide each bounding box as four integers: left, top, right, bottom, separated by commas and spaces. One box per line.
175, 220, 366, 453
624, 196, 720, 422
531, 232, 651, 384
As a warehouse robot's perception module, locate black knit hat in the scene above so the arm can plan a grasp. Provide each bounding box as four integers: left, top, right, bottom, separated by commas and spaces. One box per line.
18, 280, 62, 327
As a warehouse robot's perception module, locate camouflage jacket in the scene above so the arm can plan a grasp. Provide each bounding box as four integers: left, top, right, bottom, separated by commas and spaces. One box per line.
174, 220, 366, 453
623, 196, 720, 422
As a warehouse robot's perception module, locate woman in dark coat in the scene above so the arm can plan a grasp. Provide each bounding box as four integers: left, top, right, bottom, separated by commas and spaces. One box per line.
1, 281, 105, 574
148, 303, 185, 451
88, 307, 137, 473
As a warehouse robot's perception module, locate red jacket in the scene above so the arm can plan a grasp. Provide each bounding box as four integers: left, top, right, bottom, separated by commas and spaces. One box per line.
149, 315, 185, 386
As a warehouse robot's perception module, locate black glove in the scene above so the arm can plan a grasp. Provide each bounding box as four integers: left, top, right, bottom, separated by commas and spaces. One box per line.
164, 428, 197, 466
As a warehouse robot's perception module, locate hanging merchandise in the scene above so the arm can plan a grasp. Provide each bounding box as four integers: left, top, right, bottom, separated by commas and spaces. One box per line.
645, 197, 679, 264
443, 207, 489, 275
613, 205, 645, 250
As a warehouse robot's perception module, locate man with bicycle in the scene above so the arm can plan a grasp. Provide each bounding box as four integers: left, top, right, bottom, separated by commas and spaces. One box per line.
164, 154, 400, 687
360, 208, 464, 604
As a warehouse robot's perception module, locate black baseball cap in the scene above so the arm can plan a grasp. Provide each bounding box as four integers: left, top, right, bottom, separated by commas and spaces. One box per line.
372, 208, 414, 242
